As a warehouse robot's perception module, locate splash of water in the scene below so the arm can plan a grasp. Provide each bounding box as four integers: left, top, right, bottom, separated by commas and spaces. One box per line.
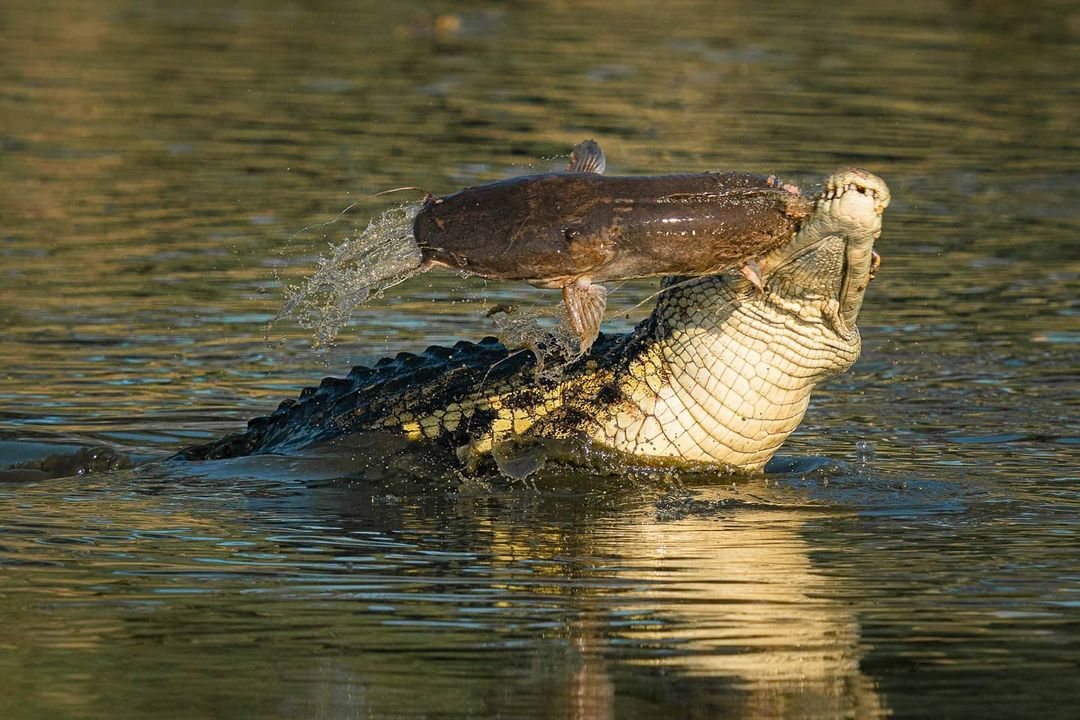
277, 201, 586, 366
488, 305, 580, 380
279, 202, 424, 346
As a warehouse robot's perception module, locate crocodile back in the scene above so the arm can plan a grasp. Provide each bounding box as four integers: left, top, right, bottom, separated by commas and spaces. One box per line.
173, 333, 624, 461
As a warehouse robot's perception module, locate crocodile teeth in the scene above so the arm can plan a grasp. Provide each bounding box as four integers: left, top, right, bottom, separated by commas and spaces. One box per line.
815, 180, 885, 211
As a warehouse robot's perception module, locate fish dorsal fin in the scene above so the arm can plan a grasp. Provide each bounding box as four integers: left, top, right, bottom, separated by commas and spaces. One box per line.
562, 278, 607, 352
567, 139, 606, 174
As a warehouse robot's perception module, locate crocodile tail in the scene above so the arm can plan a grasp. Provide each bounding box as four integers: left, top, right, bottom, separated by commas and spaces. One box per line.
172, 337, 534, 461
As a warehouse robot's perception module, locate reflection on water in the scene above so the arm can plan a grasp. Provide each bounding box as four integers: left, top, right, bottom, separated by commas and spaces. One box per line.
623, 505, 887, 718
0, 0, 1077, 717
2, 458, 1074, 718
1, 468, 889, 718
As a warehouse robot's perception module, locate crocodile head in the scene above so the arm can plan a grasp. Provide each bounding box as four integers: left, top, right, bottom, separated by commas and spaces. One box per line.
759, 168, 890, 332
635, 168, 891, 468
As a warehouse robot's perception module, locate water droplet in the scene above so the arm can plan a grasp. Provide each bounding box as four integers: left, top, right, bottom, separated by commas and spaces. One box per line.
280, 202, 425, 346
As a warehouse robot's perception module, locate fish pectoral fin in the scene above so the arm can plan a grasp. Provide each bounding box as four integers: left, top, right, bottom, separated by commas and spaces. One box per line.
567, 139, 606, 174
740, 259, 765, 295
562, 279, 607, 352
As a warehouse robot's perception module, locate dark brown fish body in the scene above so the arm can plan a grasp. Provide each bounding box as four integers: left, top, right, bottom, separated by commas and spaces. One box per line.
411, 140, 808, 350
414, 171, 810, 288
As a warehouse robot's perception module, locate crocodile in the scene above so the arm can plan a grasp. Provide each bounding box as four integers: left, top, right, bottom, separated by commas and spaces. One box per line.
176, 168, 889, 473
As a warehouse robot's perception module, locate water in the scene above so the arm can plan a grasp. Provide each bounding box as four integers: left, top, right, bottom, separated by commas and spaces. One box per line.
1, 0, 1077, 717
279, 201, 424, 347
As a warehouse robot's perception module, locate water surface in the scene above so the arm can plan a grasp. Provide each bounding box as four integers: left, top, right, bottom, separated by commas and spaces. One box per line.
1, 0, 1077, 717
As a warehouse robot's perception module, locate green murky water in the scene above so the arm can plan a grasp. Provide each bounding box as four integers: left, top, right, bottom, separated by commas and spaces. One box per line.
1, 0, 1077, 717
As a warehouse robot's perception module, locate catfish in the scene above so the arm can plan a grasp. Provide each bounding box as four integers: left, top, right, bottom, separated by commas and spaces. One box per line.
413, 140, 811, 350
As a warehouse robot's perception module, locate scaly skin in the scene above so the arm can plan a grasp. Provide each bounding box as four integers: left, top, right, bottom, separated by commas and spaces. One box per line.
176, 169, 890, 471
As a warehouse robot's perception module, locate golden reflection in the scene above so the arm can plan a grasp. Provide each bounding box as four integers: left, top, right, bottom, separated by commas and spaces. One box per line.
623, 506, 886, 717
1, 465, 891, 717
479, 483, 888, 718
